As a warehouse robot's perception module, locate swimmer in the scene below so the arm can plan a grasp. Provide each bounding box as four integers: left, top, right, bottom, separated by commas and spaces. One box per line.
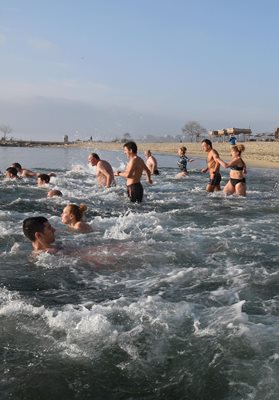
144, 150, 159, 175
47, 189, 63, 198
87, 153, 115, 188
22, 216, 57, 254
215, 144, 247, 196
5, 167, 19, 179
176, 146, 194, 178
37, 174, 51, 186
22, 216, 124, 266
201, 139, 221, 192
61, 204, 92, 233
114, 141, 152, 203
11, 162, 56, 178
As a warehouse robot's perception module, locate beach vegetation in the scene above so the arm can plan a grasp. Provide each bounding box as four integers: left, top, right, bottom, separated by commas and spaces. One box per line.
182, 121, 207, 142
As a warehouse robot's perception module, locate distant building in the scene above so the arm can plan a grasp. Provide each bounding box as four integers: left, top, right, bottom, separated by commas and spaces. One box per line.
64, 135, 69, 144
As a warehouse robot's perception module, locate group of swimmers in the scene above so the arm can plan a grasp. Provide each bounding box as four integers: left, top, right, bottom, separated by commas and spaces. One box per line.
2, 139, 247, 253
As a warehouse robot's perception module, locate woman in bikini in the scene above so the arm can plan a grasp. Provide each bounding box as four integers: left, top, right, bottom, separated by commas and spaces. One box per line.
61, 204, 92, 233
215, 144, 247, 196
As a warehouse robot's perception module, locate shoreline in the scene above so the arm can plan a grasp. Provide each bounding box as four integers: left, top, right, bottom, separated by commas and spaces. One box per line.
1, 140, 279, 169
67, 141, 279, 170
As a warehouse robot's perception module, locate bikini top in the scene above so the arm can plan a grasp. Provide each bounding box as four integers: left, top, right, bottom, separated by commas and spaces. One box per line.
230, 164, 244, 171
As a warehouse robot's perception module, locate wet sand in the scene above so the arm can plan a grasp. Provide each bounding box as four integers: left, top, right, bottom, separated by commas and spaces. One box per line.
68, 141, 279, 169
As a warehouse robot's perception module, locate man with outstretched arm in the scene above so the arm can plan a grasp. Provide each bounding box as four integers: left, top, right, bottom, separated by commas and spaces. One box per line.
201, 139, 221, 192
115, 141, 152, 202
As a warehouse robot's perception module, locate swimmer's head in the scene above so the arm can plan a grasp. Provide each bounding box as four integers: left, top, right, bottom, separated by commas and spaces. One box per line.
144, 150, 151, 158
61, 204, 87, 225
6, 167, 18, 179
231, 144, 245, 156
123, 141, 137, 155
10, 162, 22, 171
47, 189, 63, 198
201, 139, 212, 152
23, 216, 55, 244
178, 146, 187, 156
88, 153, 100, 166
37, 174, 50, 186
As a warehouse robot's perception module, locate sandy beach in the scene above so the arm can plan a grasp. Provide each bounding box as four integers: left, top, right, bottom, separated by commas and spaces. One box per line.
68, 141, 279, 169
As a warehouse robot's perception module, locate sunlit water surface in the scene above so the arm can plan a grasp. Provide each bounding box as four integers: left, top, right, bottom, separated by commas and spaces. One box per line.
0, 146, 279, 400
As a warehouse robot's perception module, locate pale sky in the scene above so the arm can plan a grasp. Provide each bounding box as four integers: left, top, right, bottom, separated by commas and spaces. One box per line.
0, 0, 278, 141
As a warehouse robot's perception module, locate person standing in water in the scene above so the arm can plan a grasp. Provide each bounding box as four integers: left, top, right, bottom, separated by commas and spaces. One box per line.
201, 139, 221, 192
88, 153, 115, 188
176, 146, 194, 178
144, 150, 159, 175
215, 144, 247, 196
115, 141, 152, 203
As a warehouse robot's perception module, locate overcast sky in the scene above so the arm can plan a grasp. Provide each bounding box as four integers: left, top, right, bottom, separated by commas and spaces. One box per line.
0, 0, 278, 141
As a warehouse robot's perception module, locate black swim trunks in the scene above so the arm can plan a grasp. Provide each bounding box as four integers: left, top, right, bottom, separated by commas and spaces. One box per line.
154, 169, 159, 175
127, 182, 144, 203
209, 172, 221, 187
230, 177, 246, 187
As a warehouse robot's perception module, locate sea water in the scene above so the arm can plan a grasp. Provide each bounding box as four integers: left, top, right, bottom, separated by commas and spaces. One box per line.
0, 146, 278, 400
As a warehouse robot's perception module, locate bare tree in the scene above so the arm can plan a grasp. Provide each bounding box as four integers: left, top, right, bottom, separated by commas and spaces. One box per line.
182, 121, 207, 142
0, 124, 13, 141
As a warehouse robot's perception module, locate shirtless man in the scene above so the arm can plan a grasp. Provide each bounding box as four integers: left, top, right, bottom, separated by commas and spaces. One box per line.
144, 150, 159, 175
201, 139, 221, 192
88, 153, 115, 188
115, 141, 152, 202
23, 216, 57, 254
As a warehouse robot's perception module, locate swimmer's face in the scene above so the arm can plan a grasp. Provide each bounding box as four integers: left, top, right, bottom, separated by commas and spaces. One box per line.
201, 142, 210, 152
231, 148, 239, 157
37, 177, 46, 186
178, 148, 185, 156
88, 156, 97, 166
61, 206, 73, 224
6, 171, 15, 179
124, 146, 133, 158
145, 151, 151, 158
41, 222, 55, 244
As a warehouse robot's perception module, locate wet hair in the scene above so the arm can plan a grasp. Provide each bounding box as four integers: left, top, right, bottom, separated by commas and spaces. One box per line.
179, 146, 187, 155
38, 174, 50, 183
90, 153, 100, 160
232, 144, 245, 155
11, 162, 22, 170
65, 204, 87, 222
6, 167, 18, 177
23, 216, 48, 242
47, 189, 62, 197
201, 139, 212, 148
124, 141, 137, 153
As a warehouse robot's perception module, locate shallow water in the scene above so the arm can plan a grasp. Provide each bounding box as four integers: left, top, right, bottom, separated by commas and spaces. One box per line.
0, 146, 279, 400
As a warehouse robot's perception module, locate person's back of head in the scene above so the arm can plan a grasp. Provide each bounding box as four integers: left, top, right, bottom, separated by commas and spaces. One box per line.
11, 162, 22, 171
201, 139, 212, 148
124, 141, 137, 154
23, 216, 48, 242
